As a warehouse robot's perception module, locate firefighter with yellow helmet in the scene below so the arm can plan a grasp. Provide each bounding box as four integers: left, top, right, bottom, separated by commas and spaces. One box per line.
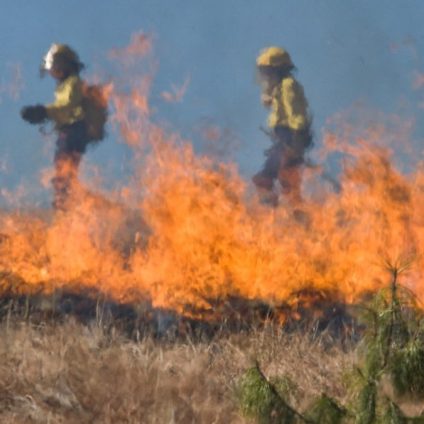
253, 46, 312, 205
21, 44, 106, 210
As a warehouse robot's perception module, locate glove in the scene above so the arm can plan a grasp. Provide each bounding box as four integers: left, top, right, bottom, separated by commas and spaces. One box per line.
20, 105, 47, 124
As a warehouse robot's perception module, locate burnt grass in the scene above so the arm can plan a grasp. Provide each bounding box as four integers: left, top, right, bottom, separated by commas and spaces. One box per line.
0, 278, 360, 343
0, 274, 366, 423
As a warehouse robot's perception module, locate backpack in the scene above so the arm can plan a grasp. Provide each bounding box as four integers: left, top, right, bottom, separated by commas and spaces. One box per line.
82, 83, 108, 143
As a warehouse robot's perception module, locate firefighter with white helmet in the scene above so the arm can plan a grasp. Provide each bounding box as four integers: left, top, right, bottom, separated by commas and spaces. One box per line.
21, 44, 106, 210
253, 46, 312, 205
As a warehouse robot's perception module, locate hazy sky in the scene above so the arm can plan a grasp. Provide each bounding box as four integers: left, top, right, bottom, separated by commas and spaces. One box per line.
1, 0, 424, 206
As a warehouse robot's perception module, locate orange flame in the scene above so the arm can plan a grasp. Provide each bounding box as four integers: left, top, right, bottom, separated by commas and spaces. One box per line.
1, 36, 423, 318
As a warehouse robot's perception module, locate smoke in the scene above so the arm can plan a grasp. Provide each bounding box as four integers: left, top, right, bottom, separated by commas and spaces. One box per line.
413, 72, 424, 90
161, 76, 190, 103
412, 71, 424, 110
389, 36, 418, 59
108, 33, 153, 62
193, 118, 241, 160
0, 63, 24, 104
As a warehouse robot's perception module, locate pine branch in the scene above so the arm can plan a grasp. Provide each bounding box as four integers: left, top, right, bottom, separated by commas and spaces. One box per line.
238, 362, 315, 423
253, 362, 314, 424
382, 267, 399, 369
304, 393, 349, 424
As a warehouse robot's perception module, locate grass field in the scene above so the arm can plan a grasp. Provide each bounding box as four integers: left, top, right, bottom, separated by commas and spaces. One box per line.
0, 306, 353, 423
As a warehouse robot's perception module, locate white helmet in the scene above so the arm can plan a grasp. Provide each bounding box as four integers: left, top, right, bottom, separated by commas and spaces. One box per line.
40, 43, 83, 76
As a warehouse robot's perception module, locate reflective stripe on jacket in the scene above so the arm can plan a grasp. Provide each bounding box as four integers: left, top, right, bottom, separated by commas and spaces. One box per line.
46, 75, 85, 128
268, 76, 309, 131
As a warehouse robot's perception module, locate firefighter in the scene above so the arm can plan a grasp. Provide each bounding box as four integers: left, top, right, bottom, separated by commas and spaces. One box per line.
21, 44, 91, 210
253, 46, 312, 205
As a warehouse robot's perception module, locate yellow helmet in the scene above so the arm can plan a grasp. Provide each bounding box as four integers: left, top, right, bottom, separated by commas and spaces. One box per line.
256, 47, 293, 68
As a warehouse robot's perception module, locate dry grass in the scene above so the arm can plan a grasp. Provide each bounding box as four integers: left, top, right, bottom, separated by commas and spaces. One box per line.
0, 317, 354, 423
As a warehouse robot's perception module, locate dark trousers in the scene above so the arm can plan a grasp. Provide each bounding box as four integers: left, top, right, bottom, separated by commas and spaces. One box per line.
52, 121, 89, 210
253, 126, 312, 200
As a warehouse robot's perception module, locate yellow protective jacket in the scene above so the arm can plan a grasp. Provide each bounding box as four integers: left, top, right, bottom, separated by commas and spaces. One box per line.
46, 75, 85, 128
267, 76, 309, 131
